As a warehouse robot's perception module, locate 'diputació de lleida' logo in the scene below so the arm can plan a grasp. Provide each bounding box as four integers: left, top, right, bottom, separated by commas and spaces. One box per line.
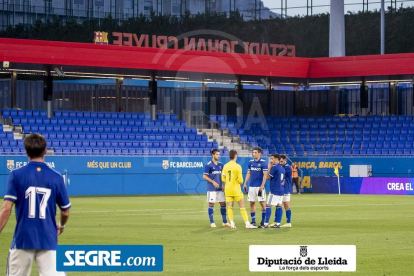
7, 160, 15, 171
162, 160, 169, 170
300, 246, 308, 257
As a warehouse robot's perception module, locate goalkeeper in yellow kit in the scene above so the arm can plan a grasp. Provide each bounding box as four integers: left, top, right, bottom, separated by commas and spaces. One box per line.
222, 150, 257, 229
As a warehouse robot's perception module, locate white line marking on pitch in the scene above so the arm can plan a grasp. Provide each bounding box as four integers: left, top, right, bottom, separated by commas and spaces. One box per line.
294, 203, 414, 207
69, 203, 414, 214
71, 208, 188, 213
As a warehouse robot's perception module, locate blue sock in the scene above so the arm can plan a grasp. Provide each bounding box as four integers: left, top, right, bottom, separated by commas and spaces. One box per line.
251, 212, 256, 223
276, 206, 283, 224
208, 206, 214, 224
220, 206, 227, 223
261, 209, 266, 224
265, 207, 272, 224
286, 209, 291, 223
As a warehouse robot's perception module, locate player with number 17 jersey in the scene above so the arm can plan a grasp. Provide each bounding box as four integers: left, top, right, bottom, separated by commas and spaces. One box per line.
5, 161, 71, 250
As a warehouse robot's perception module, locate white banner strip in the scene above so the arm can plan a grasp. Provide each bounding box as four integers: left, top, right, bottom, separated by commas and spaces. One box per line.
249, 245, 356, 272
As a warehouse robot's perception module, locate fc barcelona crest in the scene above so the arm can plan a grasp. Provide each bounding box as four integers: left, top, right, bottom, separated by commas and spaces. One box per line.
94, 31, 109, 45
162, 160, 169, 170
7, 160, 15, 171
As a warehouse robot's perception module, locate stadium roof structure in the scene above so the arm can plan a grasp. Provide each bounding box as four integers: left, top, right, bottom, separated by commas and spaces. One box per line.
1, 38, 414, 86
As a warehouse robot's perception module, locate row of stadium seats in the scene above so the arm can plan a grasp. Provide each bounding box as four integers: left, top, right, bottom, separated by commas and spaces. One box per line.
0, 148, 26, 154
4, 147, 414, 157
52, 148, 230, 156
0, 147, 230, 156
47, 140, 218, 149
273, 142, 414, 150
250, 134, 414, 144
5, 138, 411, 151
14, 118, 185, 127
0, 139, 218, 148
2, 109, 47, 118
0, 132, 15, 140
241, 129, 414, 137
231, 122, 414, 131
0, 140, 23, 147
3, 146, 414, 156
296, 149, 414, 155
33, 133, 207, 141
22, 125, 196, 134
256, 142, 414, 151
2, 109, 178, 121
211, 115, 414, 124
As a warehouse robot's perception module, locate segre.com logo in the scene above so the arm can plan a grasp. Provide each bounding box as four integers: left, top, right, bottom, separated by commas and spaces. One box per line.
56, 245, 163, 272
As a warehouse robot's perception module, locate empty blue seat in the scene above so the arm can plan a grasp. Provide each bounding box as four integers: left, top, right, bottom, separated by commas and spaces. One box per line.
12, 117, 22, 126
2, 109, 11, 118
365, 148, 374, 155
124, 141, 132, 148
82, 141, 90, 147
337, 122, 346, 129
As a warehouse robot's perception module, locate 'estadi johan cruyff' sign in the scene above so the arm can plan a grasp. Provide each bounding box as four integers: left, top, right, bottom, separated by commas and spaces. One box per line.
94, 31, 296, 57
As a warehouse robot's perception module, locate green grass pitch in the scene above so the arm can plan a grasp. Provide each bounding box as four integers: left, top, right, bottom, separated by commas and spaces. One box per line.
1, 194, 414, 275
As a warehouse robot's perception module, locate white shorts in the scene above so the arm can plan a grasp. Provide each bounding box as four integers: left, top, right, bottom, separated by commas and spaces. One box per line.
283, 194, 291, 202
206, 191, 225, 203
267, 193, 283, 206
7, 248, 65, 276
247, 187, 266, 202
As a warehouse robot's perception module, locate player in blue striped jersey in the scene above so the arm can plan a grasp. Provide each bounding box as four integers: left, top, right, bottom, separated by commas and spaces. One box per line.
203, 149, 230, 228
243, 147, 268, 227
0, 133, 71, 275
280, 154, 292, 228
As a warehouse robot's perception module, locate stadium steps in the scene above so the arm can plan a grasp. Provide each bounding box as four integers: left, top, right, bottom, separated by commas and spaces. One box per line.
2, 124, 14, 133
198, 127, 249, 155
200, 128, 252, 156
2, 124, 24, 140
13, 129, 24, 140
199, 128, 232, 145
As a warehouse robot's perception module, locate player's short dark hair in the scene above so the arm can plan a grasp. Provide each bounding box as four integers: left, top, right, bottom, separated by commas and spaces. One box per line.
24, 133, 46, 159
271, 154, 279, 159
229, 150, 238, 160
279, 154, 287, 160
211, 149, 220, 155
252, 147, 262, 154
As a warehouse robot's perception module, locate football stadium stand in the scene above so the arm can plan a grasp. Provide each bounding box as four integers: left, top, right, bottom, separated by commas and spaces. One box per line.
1, 109, 413, 157
0, 109, 220, 156
210, 114, 414, 156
